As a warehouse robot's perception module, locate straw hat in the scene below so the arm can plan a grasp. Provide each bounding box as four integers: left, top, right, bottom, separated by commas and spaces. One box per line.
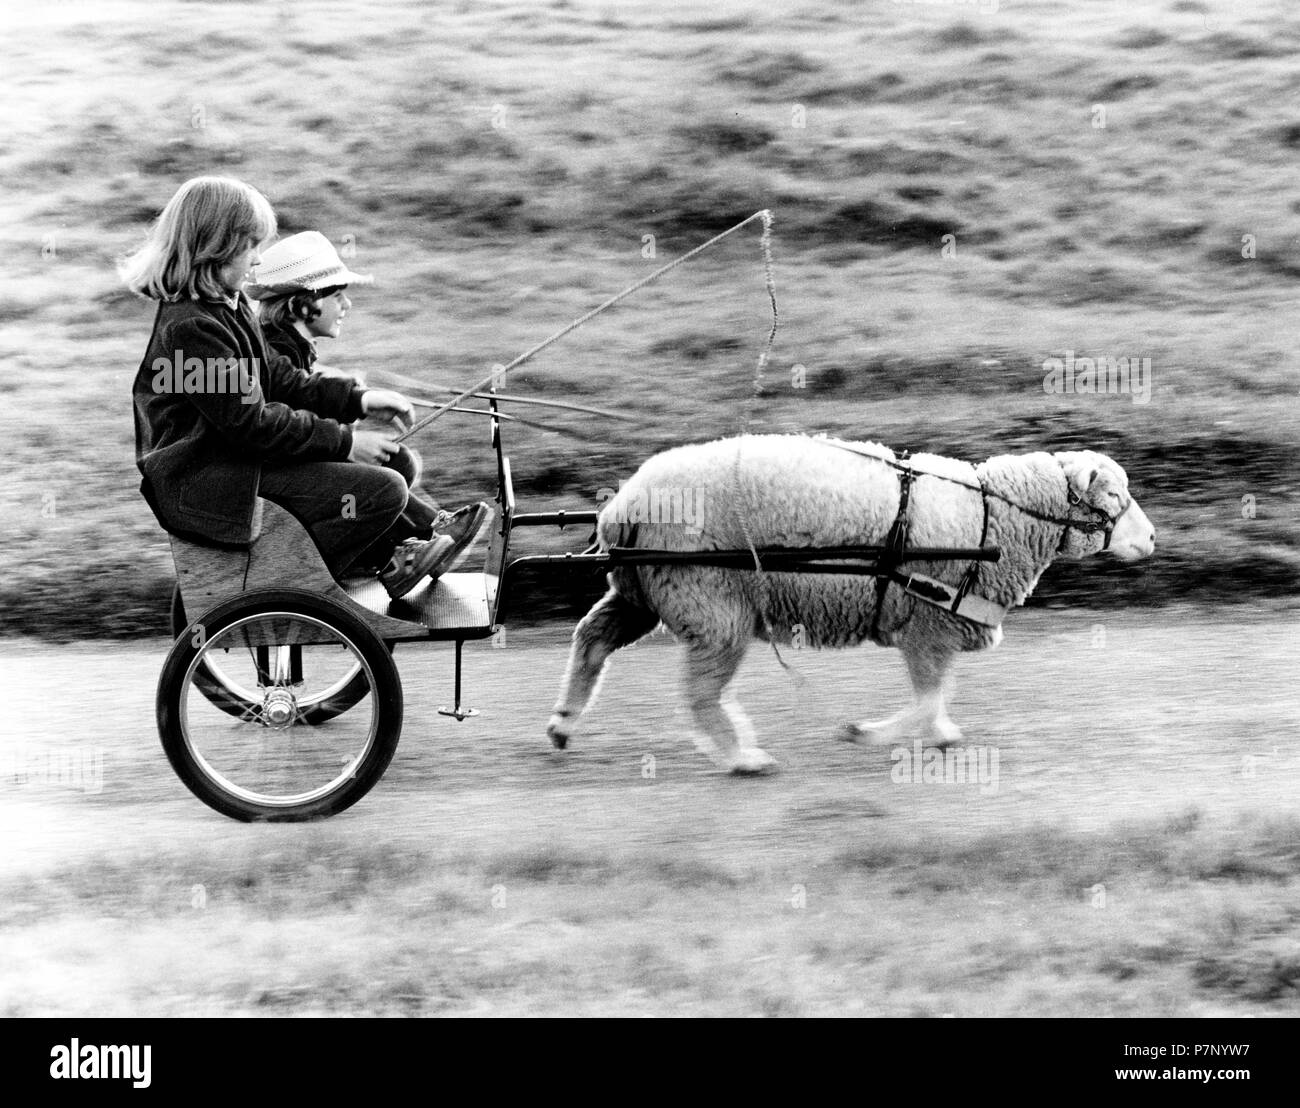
245, 231, 373, 299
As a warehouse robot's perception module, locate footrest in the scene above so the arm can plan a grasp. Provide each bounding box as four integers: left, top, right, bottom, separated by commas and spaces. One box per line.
344, 571, 494, 636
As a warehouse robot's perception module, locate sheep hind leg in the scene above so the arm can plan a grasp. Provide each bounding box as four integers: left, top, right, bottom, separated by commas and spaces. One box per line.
547, 587, 659, 750
842, 646, 962, 748
683, 640, 776, 775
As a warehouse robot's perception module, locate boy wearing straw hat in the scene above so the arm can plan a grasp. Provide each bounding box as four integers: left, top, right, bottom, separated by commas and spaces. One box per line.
246, 231, 489, 585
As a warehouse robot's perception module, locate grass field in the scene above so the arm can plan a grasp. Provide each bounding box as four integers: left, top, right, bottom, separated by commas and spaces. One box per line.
7, 814, 1299, 1017
1, 0, 1298, 638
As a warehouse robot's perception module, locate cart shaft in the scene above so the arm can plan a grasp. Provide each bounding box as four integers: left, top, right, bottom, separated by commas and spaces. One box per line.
504, 543, 1000, 574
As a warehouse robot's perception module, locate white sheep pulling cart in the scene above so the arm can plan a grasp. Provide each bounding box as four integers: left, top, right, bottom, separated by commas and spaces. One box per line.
153, 212, 1154, 819
547, 434, 1154, 775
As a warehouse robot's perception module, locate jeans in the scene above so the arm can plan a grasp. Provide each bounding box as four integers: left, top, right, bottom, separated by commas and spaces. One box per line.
258, 461, 410, 576
385, 444, 443, 538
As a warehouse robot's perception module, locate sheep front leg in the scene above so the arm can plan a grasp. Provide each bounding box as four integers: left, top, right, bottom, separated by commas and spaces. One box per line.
842, 646, 962, 748
548, 587, 659, 749
683, 640, 776, 775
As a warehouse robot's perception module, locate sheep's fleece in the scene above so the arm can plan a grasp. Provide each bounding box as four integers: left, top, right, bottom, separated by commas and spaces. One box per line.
547, 434, 1155, 774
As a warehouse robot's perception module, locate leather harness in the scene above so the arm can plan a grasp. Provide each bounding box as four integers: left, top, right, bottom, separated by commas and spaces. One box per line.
868, 450, 1006, 640
832, 440, 1132, 640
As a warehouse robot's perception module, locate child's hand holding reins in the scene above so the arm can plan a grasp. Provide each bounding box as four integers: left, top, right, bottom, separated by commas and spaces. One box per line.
347, 428, 400, 466
349, 389, 414, 465
361, 389, 414, 432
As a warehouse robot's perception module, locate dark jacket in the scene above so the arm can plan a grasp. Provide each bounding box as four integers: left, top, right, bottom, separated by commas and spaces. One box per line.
133, 294, 367, 545
261, 319, 318, 372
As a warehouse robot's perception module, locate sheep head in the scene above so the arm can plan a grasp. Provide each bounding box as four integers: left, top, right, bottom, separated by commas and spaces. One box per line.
1053, 451, 1155, 562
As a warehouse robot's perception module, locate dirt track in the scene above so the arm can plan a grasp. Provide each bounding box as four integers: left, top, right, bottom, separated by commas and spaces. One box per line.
4, 605, 1298, 878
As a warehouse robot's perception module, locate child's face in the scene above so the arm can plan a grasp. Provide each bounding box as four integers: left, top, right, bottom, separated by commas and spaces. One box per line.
306, 289, 351, 340
219, 237, 262, 296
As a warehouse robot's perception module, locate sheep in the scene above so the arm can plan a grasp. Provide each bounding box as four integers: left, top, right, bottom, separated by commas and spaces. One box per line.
546, 434, 1155, 774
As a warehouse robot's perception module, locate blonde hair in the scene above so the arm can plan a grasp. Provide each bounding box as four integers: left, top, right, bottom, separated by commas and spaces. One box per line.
119, 177, 277, 301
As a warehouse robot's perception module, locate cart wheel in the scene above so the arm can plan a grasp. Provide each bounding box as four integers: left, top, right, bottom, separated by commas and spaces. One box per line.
170, 583, 382, 725
158, 588, 402, 822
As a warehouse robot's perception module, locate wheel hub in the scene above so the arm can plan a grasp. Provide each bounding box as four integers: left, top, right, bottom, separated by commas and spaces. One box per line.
262, 686, 298, 729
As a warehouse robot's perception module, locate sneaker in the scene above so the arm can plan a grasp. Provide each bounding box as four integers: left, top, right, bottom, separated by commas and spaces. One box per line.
431, 502, 492, 571
379, 535, 457, 600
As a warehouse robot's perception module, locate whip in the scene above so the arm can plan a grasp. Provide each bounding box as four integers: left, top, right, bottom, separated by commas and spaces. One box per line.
396, 210, 776, 443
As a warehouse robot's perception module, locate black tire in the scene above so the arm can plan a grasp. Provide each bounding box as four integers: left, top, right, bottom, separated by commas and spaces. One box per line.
158, 588, 403, 822
170, 583, 380, 725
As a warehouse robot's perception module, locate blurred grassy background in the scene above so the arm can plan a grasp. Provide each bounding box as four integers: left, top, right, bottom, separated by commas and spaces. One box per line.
1, 0, 1297, 639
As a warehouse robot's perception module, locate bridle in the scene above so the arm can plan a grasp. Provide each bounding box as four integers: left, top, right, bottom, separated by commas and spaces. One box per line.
1055, 486, 1133, 552
989, 480, 1133, 553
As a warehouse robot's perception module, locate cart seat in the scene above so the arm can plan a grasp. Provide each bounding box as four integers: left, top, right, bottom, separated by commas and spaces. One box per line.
171, 493, 509, 645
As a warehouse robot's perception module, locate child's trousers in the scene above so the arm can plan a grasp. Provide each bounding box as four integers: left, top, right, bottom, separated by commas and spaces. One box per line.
259, 461, 411, 577
384, 443, 443, 538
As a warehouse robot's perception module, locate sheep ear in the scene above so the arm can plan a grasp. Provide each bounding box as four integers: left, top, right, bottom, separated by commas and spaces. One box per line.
1067, 462, 1097, 493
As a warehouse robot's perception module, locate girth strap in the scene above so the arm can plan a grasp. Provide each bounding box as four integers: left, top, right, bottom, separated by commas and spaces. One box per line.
951, 472, 992, 613
882, 568, 1009, 628
870, 452, 915, 642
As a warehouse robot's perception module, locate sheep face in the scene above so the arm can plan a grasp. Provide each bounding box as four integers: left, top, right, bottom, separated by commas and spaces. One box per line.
1055, 451, 1155, 563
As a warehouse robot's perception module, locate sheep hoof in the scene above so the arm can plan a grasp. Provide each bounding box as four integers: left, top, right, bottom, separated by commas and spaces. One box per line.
924, 722, 963, 749
836, 723, 865, 744
841, 722, 894, 746
546, 720, 569, 750
729, 748, 778, 775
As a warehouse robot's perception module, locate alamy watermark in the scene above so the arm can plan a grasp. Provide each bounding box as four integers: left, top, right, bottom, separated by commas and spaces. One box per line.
2, 745, 104, 794
1042, 351, 1152, 405
50, 1039, 150, 1088
151, 351, 259, 404
891, 741, 1000, 795
597, 481, 706, 534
